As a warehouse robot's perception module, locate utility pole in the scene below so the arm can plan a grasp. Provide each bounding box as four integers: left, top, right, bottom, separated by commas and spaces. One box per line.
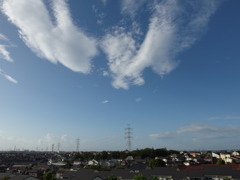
125, 124, 133, 151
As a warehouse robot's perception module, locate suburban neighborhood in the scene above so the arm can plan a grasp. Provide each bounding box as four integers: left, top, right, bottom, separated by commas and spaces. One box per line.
1, 149, 240, 180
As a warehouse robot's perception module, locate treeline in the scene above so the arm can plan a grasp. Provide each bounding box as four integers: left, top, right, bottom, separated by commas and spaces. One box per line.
72, 148, 179, 161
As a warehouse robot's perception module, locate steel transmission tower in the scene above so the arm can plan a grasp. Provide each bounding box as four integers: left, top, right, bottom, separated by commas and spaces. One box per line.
125, 124, 133, 151
76, 138, 80, 152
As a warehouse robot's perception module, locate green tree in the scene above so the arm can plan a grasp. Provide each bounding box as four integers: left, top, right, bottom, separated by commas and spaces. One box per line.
223, 177, 233, 180
73, 152, 83, 161
106, 174, 118, 180
82, 152, 94, 160
149, 159, 166, 169
133, 174, 146, 180
111, 151, 121, 159
151, 175, 159, 180
43, 171, 56, 180
216, 159, 225, 165
0, 176, 10, 180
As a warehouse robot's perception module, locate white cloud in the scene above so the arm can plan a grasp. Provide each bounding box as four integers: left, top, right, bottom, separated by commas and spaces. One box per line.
0, 132, 74, 151
102, 0, 220, 89
150, 122, 240, 149
101, 0, 107, 6
92, 4, 105, 25
207, 116, 240, 121
0, 69, 17, 84
192, 134, 236, 142
121, 0, 147, 18
0, 133, 33, 151
102, 100, 109, 104
0, 44, 13, 62
101, 28, 142, 89
0, 33, 9, 41
102, 70, 109, 77
37, 133, 74, 151
0, 33, 16, 82
0, 33, 13, 62
1, 0, 98, 73
176, 123, 211, 134
135, 97, 142, 102
149, 131, 175, 140
177, 123, 240, 134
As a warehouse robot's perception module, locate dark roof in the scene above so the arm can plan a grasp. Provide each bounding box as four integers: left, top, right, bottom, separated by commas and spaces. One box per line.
130, 163, 147, 170
71, 169, 106, 180
141, 167, 185, 179
180, 165, 240, 179
9, 175, 39, 180
62, 165, 240, 180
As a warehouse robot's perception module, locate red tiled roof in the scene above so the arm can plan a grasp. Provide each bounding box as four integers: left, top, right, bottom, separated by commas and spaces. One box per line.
179, 164, 240, 171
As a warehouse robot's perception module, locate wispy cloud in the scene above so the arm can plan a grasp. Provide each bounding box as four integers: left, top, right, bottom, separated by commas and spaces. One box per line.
192, 134, 237, 142
176, 123, 240, 134
149, 122, 240, 149
102, 70, 109, 77
0, 69, 17, 84
102, 100, 109, 104
101, 0, 107, 6
207, 116, 240, 121
92, 4, 105, 25
1, 0, 98, 73
0, 33, 13, 62
37, 133, 73, 151
0, 132, 74, 151
121, 0, 147, 18
135, 97, 142, 102
0, 44, 13, 62
102, 0, 220, 89
0, 33, 9, 41
149, 131, 175, 140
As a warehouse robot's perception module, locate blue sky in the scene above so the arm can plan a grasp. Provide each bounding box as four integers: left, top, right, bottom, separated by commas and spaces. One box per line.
0, 0, 240, 151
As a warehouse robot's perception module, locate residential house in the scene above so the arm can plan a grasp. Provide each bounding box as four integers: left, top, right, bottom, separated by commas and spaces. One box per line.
212, 152, 220, 159
28, 170, 43, 178
232, 151, 240, 157
87, 159, 99, 166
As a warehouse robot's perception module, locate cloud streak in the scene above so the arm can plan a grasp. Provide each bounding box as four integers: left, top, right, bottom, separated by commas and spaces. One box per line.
102, 100, 109, 104
0, 69, 17, 84
0, 44, 13, 62
149, 131, 175, 140
0, 33, 13, 62
176, 123, 240, 134
121, 0, 147, 18
135, 97, 142, 102
102, 0, 220, 89
1, 0, 98, 73
0, 33, 9, 41
150, 122, 240, 149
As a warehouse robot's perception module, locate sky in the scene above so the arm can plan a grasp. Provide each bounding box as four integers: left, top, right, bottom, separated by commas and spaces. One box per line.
0, 0, 240, 152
